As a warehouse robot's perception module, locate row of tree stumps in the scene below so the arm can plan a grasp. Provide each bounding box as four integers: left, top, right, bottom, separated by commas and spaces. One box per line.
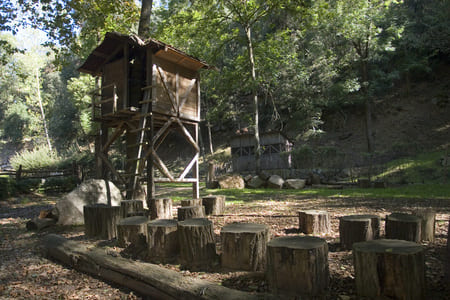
296, 209, 440, 299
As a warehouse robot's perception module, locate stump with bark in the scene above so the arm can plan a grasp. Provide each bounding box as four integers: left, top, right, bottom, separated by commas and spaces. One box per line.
202, 195, 225, 216
147, 219, 179, 263
117, 216, 149, 248
339, 214, 380, 250
177, 218, 217, 270
150, 198, 173, 220
177, 206, 205, 221
84, 204, 121, 239
412, 209, 436, 242
266, 236, 329, 297
180, 199, 202, 207
120, 200, 145, 218
220, 223, 270, 271
353, 239, 425, 300
298, 210, 330, 235
385, 213, 422, 242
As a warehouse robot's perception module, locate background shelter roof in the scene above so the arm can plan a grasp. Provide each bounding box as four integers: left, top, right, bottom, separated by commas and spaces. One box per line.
78, 32, 212, 76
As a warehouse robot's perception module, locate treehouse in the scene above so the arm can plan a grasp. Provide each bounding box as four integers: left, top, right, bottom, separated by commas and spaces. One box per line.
79, 32, 211, 201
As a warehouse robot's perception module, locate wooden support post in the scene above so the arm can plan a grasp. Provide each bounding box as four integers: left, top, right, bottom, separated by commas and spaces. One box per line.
193, 123, 199, 199
353, 239, 425, 300
266, 236, 329, 297
221, 223, 270, 271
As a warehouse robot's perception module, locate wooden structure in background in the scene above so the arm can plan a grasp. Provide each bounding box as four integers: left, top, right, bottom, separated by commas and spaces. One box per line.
230, 132, 292, 172
79, 32, 211, 203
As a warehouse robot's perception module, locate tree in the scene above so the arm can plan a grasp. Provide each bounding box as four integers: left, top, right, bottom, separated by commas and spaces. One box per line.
138, 0, 154, 38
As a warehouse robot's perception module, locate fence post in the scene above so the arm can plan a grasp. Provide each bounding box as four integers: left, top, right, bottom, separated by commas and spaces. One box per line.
16, 165, 22, 181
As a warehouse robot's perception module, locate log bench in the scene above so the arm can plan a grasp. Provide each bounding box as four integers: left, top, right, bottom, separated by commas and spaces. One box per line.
147, 219, 179, 264
177, 206, 205, 221
266, 236, 329, 297
385, 212, 422, 242
298, 210, 330, 235
84, 204, 121, 239
339, 214, 380, 250
202, 195, 225, 215
353, 239, 425, 299
220, 222, 270, 271
178, 218, 217, 270
117, 216, 149, 248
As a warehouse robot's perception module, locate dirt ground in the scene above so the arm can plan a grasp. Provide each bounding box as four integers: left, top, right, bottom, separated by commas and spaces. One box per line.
0, 191, 449, 299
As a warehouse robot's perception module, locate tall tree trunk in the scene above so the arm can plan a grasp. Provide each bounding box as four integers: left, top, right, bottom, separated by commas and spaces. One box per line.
361, 59, 374, 154
138, 0, 153, 39
245, 25, 261, 173
36, 69, 52, 151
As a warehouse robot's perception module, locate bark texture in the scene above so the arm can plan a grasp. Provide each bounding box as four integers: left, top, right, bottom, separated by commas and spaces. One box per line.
117, 216, 149, 248
353, 239, 425, 300
339, 214, 380, 250
42, 234, 266, 300
385, 213, 422, 242
177, 218, 217, 270
83, 204, 121, 239
202, 195, 225, 216
120, 200, 145, 218
177, 206, 205, 221
181, 199, 202, 207
266, 236, 329, 297
412, 209, 436, 242
147, 219, 179, 263
150, 198, 172, 220
298, 210, 330, 235
220, 223, 270, 271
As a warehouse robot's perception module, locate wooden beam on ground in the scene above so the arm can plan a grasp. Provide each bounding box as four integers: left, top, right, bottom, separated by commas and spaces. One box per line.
42, 234, 269, 300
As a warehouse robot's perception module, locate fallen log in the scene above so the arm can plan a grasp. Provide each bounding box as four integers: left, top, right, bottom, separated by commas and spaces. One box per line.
42, 234, 270, 300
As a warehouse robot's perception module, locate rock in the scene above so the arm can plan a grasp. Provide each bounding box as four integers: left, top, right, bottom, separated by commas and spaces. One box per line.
218, 175, 245, 189
243, 174, 253, 183
267, 175, 284, 189
55, 179, 122, 225
284, 179, 306, 189
258, 171, 271, 181
247, 176, 266, 189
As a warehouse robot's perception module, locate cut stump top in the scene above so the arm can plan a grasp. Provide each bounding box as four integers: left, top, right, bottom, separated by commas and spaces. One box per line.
268, 236, 326, 250
353, 239, 423, 254
299, 210, 327, 215
387, 213, 421, 223
148, 219, 178, 227
221, 222, 269, 233
118, 216, 148, 226
340, 214, 380, 221
178, 218, 212, 227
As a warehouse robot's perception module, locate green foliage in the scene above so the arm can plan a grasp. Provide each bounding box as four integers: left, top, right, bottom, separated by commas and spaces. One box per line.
2, 103, 30, 143
0, 176, 17, 200
10, 146, 62, 171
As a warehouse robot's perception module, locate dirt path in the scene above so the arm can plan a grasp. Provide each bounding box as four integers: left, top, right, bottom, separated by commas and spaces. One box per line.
0, 194, 449, 299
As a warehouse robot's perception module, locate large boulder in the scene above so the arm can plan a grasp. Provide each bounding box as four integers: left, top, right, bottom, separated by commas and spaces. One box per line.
267, 175, 284, 189
218, 175, 245, 189
55, 179, 123, 225
284, 179, 306, 189
247, 176, 266, 189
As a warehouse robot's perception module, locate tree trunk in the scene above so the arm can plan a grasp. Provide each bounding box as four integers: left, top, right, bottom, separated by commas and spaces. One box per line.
177, 218, 217, 270
42, 234, 263, 300
138, 0, 153, 39
298, 210, 330, 235
117, 216, 149, 248
245, 25, 261, 173
220, 223, 269, 271
150, 198, 173, 220
36, 69, 52, 152
385, 213, 422, 243
177, 206, 205, 221
266, 236, 329, 297
339, 214, 380, 250
83, 204, 121, 239
353, 239, 425, 300
147, 219, 179, 264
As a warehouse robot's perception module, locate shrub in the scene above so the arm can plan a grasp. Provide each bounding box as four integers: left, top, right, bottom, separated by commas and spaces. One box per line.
10, 146, 62, 171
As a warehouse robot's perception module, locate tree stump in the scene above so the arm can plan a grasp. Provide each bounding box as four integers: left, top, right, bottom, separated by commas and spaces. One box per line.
180, 198, 202, 207
266, 236, 329, 297
177, 218, 217, 270
83, 204, 121, 239
385, 213, 422, 242
202, 195, 225, 216
220, 223, 270, 271
147, 219, 179, 264
353, 239, 425, 300
339, 214, 380, 250
117, 216, 149, 248
150, 198, 173, 220
298, 210, 330, 235
120, 200, 144, 218
446, 218, 450, 283
412, 209, 436, 242
177, 206, 205, 221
